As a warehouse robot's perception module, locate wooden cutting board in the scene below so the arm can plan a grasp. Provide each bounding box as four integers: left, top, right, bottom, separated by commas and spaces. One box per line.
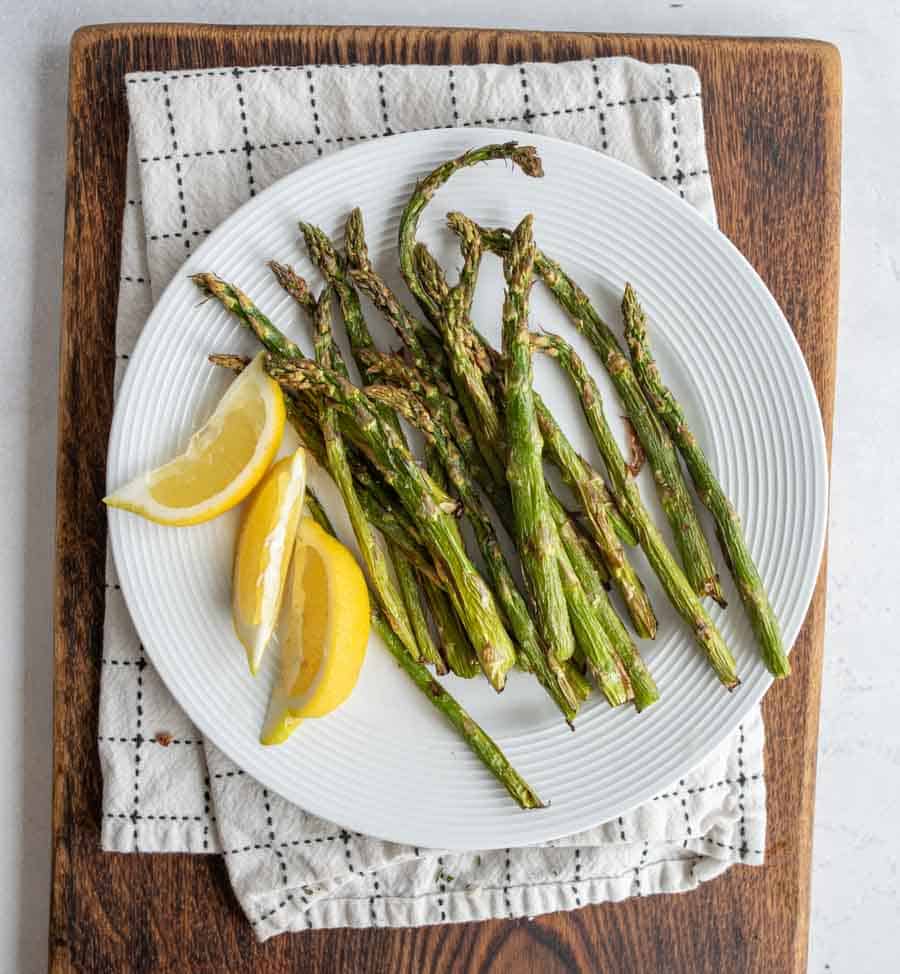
52, 24, 841, 974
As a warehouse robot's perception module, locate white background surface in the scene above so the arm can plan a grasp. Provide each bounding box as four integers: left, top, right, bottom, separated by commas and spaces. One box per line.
1, 1, 894, 971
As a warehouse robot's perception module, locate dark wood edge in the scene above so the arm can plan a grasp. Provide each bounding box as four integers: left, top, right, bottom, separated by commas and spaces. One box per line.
70, 22, 842, 60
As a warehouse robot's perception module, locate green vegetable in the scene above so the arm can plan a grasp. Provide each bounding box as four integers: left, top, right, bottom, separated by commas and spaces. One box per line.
621, 283, 788, 678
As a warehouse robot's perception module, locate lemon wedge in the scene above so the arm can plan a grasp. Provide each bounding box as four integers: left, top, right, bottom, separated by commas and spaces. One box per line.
232, 448, 307, 674
261, 517, 370, 745
104, 352, 285, 526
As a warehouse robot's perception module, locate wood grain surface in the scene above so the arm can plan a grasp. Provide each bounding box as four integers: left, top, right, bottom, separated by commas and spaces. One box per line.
52, 24, 841, 974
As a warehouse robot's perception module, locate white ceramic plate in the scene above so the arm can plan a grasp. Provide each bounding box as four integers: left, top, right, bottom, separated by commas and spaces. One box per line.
107, 129, 827, 850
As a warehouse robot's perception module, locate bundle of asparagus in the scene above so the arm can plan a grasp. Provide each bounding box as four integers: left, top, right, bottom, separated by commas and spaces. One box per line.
196, 141, 786, 808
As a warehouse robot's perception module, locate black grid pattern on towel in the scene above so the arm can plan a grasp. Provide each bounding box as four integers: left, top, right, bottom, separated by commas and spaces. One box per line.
128, 64, 707, 269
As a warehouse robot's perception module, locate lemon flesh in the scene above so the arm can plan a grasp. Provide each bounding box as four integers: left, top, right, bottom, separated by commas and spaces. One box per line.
233, 449, 307, 674
261, 517, 370, 745
105, 352, 285, 526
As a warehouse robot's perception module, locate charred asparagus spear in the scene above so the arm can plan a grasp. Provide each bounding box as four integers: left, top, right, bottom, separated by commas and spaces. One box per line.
412, 239, 494, 381
303, 488, 542, 809
545, 496, 659, 711
398, 141, 544, 325
415, 238, 640, 557
285, 237, 448, 672
398, 144, 543, 482
501, 215, 577, 666
424, 578, 481, 678
400, 177, 640, 688
360, 369, 620, 708
621, 284, 788, 678
311, 288, 419, 657
267, 355, 518, 691
532, 331, 739, 688
356, 347, 616, 599
470, 219, 726, 606
408, 196, 644, 636
344, 207, 447, 372
534, 389, 656, 639
425, 237, 505, 483
533, 394, 638, 549
409, 234, 504, 478
414, 228, 640, 556
421, 454, 481, 680
298, 223, 380, 383
500, 224, 630, 702
268, 258, 317, 317
366, 383, 600, 715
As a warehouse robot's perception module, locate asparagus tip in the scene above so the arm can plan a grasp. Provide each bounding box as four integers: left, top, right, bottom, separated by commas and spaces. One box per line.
622, 282, 641, 321
344, 207, 367, 264
446, 210, 476, 238
503, 214, 536, 287
190, 271, 214, 290
509, 144, 544, 178
299, 221, 340, 273
208, 352, 250, 373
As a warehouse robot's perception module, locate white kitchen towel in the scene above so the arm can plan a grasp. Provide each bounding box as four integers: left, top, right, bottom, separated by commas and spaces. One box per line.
100, 58, 766, 940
